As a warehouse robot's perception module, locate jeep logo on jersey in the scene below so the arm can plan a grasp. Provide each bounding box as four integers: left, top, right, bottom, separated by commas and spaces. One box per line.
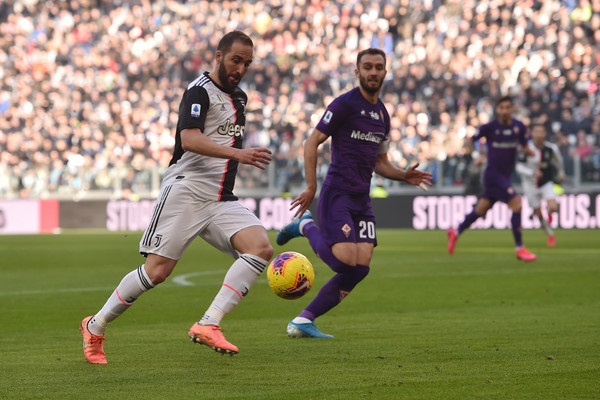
217, 119, 245, 137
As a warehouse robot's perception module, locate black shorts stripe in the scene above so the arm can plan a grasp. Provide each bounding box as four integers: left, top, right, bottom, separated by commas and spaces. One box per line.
142, 184, 173, 247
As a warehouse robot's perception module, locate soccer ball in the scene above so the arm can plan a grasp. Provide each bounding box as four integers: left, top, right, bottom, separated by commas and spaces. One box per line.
266, 251, 314, 300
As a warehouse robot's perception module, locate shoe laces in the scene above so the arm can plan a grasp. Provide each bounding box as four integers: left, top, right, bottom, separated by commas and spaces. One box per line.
210, 326, 226, 337
87, 333, 106, 345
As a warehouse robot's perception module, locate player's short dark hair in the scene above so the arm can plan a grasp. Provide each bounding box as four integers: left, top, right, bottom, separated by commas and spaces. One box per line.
357, 48, 386, 67
217, 31, 253, 55
495, 95, 513, 106
530, 122, 546, 131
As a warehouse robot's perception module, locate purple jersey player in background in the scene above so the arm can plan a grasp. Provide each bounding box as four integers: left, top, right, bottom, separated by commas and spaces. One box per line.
276, 48, 432, 338
447, 96, 537, 262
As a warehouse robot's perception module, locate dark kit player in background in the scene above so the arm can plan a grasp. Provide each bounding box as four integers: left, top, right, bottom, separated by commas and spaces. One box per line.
447, 96, 537, 262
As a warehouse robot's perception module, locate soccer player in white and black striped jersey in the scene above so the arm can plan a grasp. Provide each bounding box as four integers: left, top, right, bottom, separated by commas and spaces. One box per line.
516, 123, 565, 247
80, 31, 273, 363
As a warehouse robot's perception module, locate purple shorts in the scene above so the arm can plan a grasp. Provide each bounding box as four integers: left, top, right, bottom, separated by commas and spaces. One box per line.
481, 179, 518, 205
317, 184, 377, 247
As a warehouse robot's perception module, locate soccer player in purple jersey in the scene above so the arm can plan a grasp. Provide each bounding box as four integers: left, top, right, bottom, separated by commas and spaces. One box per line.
447, 96, 537, 262
276, 48, 432, 338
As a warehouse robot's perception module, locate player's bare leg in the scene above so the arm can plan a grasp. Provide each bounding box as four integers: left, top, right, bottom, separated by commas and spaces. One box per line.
534, 207, 555, 247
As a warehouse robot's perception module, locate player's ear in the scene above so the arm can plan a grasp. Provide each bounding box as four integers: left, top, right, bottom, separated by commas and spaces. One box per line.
215, 50, 223, 64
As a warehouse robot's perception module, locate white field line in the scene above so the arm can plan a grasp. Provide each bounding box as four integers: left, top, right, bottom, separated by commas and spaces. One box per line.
170, 270, 224, 286
0, 270, 226, 297
0, 264, 596, 297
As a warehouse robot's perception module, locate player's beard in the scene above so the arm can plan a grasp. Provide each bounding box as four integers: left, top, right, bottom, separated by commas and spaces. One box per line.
218, 63, 241, 92
359, 75, 383, 95
498, 114, 511, 125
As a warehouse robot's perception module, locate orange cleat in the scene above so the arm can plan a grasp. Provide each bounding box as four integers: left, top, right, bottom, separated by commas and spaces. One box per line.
547, 235, 556, 247
447, 228, 458, 254
80, 316, 107, 364
516, 247, 537, 262
188, 323, 238, 355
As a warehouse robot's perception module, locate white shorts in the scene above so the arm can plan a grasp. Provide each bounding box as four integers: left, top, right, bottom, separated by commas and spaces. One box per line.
139, 181, 262, 260
522, 181, 557, 209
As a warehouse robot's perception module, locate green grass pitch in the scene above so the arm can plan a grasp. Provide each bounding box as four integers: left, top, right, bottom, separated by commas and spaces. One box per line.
0, 228, 598, 399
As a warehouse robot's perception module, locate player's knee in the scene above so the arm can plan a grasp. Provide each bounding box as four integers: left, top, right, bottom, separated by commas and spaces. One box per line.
146, 267, 170, 285
330, 244, 359, 268
144, 257, 177, 284
328, 258, 351, 273
255, 241, 274, 262
351, 264, 370, 282
475, 204, 490, 216
337, 265, 370, 292
509, 196, 523, 212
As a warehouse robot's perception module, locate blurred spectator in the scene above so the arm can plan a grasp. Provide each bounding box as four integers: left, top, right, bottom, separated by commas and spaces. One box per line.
1, 0, 599, 200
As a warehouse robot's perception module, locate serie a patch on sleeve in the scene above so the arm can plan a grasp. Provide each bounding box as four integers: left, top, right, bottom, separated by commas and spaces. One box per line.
191, 103, 201, 118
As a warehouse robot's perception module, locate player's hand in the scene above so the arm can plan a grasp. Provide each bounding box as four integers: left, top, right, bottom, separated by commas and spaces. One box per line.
404, 163, 433, 191
524, 146, 536, 157
289, 188, 316, 219
237, 147, 272, 169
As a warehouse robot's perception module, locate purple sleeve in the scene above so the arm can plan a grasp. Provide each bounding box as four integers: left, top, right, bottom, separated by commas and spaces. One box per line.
519, 123, 529, 146
472, 123, 488, 142
315, 97, 348, 136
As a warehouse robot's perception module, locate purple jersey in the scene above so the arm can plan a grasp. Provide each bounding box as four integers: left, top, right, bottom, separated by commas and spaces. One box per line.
316, 87, 390, 193
473, 118, 528, 185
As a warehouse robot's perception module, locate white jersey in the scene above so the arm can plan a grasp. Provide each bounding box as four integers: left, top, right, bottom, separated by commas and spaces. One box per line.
516, 140, 564, 188
163, 72, 247, 201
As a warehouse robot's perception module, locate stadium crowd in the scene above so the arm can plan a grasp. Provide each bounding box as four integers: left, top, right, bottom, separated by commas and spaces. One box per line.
1, 0, 599, 199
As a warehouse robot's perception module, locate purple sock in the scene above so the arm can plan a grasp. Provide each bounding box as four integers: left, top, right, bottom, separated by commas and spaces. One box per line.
303, 222, 347, 273
299, 265, 370, 320
511, 212, 523, 247
458, 210, 479, 235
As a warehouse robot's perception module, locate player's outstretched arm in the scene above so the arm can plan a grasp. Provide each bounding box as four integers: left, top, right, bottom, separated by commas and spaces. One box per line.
374, 154, 432, 191
180, 128, 272, 169
522, 143, 536, 157
289, 129, 328, 218
550, 143, 566, 183
235, 147, 272, 170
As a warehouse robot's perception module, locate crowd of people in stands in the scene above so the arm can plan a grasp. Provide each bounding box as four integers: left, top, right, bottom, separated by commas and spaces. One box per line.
1, 0, 599, 199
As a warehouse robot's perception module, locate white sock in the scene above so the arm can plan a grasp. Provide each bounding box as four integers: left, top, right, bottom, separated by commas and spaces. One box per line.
299, 218, 311, 235
540, 218, 554, 236
200, 254, 267, 326
292, 317, 312, 324
88, 265, 155, 335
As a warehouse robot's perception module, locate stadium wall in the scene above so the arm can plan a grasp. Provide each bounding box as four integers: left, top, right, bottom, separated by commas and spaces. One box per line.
385, 193, 600, 230
0, 199, 59, 234
1, 193, 599, 234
